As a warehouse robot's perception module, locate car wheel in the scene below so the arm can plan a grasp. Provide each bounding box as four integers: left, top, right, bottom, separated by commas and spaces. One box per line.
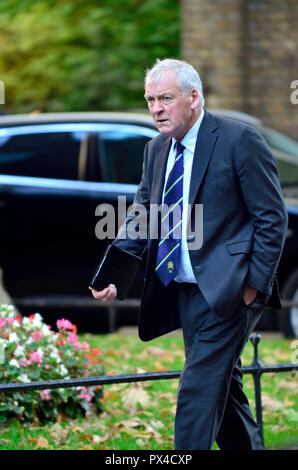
280, 268, 298, 338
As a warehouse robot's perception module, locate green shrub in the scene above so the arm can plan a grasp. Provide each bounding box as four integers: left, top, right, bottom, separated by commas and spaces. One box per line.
0, 304, 104, 425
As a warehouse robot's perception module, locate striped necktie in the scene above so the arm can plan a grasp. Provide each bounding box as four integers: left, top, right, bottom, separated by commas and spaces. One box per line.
155, 141, 184, 286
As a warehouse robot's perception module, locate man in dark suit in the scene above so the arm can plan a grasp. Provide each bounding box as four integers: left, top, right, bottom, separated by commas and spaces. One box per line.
90, 59, 288, 449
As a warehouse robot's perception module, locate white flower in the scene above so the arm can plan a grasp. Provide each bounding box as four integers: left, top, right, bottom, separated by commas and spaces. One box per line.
18, 374, 30, 383
22, 317, 30, 326
12, 320, 20, 328
65, 349, 73, 359
50, 355, 61, 364
32, 313, 43, 328
9, 359, 20, 368
58, 364, 68, 376
41, 324, 51, 336
0, 338, 8, 348
14, 345, 25, 357
48, 345, 62, 363
8, 332, 19, 344
25, 337, 33, 346
36, 347, 44, 358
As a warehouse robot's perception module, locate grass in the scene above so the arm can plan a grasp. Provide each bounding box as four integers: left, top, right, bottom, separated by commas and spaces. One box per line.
0, 329, 297, 450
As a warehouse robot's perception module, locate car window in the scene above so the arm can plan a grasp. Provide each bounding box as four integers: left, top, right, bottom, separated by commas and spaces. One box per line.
256, 127, 298, 187
0, 127, 85, 180
260, 126, 298, 160
274, 158, 298, 187
98, 125, 157, 184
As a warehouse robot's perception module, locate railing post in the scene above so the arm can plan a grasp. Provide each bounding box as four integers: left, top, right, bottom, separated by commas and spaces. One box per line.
250, 333, 264, 448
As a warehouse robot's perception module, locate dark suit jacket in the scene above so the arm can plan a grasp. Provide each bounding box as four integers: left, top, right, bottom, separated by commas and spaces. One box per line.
114, 110, 288, 341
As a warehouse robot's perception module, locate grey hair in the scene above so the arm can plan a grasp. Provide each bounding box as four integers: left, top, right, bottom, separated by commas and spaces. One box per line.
145, 58, 205, 107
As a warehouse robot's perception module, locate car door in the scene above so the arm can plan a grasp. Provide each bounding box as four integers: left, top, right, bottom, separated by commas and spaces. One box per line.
0, 123, 95, 301
87, 122, 158, 298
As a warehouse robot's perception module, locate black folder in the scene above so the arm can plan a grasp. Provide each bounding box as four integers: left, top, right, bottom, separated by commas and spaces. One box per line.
89, 244, 142, 300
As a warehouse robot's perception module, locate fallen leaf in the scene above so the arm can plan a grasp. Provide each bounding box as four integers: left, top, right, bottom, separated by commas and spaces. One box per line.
71, 425, 84, 434
50, 423, 69, 445
154, 361, 168, 372
122, 386, 150, 412
35, 436, 50, 450
0, 439, 11, 445
104, 391, 118, 400
150, 419, 164, 430
277, 380, 298, 392
141, 347, 168, 358
92, 434, 110, 444
284, 396, 295, 407
79, 434, 93, 442
262, 396, 284, 411
160, 392, 176, 403
116, 418, 145, 430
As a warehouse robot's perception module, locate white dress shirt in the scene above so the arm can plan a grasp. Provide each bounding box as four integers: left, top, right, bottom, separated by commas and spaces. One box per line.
162, 109, 205, 283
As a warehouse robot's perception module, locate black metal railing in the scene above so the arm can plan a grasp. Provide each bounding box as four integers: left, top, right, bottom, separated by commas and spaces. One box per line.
0, 333, 297, 448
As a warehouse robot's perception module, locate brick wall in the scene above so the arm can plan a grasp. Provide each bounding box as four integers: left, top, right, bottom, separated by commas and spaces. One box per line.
181, 0, 298, 139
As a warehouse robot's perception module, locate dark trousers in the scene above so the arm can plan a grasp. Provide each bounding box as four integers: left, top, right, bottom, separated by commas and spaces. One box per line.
174, 283, 264, 450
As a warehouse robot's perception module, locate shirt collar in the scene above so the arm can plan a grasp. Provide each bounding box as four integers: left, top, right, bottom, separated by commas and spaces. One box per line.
172, 109, 205, 154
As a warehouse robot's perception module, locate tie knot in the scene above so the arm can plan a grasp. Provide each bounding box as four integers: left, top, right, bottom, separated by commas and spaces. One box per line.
175, 141, 185, 155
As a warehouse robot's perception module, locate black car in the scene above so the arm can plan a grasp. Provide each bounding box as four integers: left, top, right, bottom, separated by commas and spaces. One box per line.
0, 110, 298, 336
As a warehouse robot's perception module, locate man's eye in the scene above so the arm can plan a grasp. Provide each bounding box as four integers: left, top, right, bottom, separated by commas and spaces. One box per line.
163, 96, 172, 103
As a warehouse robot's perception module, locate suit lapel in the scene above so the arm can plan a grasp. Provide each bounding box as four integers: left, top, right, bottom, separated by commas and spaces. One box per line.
149, 111, 218, 207
151, 136, 172, 204
189, 110, 218, 209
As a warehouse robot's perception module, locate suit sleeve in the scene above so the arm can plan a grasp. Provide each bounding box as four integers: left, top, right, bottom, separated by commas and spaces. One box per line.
234, 127, 288, 295
112, 142, 151, 257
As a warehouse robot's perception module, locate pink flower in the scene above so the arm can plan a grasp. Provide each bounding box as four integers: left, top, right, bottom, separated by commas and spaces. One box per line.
44, 364, 51, 370
82, 341, 90, 352
67, 332, 81, 349
56, 318, 76, 331
77, 388, 92, 402
19, 357, 30, 368
40, 390, 51, 401
67, 332, 78, 343
31, 330, 43, 341
29, 351, 43, 364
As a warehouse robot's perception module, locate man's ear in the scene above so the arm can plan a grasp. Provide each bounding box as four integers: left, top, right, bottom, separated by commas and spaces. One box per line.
190, 88, 201, 109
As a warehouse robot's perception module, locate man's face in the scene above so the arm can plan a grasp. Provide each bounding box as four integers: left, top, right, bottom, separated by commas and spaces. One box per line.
145, 70, 201, 141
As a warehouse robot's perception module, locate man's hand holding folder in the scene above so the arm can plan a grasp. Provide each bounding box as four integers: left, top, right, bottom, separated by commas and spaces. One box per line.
89, 283, 117, 302
89, 244, 142, 302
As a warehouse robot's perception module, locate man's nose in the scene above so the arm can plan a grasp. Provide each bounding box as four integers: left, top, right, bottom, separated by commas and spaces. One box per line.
152, 99, 164, 114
